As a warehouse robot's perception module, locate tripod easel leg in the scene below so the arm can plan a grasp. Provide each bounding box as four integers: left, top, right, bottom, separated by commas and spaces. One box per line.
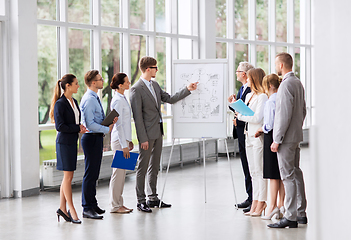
225, 138, 238, 209
203, 138, 207, 203
159, 138, 175, 208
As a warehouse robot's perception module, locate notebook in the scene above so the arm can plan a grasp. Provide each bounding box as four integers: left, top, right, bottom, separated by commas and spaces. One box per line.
111, 150, 139, 171
101, 109, 119, 126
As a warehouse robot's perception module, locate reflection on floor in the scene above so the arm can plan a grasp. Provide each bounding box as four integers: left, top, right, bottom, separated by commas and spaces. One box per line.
0, 146, 311, 240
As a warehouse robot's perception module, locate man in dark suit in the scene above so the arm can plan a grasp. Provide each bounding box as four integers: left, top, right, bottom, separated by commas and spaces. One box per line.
228, 62, 254, 212
130, 56, 198, 213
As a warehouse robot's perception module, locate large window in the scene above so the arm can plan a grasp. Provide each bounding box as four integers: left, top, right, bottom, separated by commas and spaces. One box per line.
37, 0, 311, 165
215, 0, 312, 129
37, 0, 198, 163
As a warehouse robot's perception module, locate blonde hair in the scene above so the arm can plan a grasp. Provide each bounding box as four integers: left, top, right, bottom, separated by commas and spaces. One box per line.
247, 68, 266, 95
49, 74, 76, 122
262, 73, 281, 96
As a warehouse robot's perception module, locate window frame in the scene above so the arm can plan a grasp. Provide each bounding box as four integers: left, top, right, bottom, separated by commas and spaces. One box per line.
37, 0, 199, 155
218, 0, 312, 130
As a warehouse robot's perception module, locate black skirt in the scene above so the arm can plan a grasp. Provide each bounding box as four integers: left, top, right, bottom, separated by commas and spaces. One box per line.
56, 143, 77, 171
263, 130, 281, 179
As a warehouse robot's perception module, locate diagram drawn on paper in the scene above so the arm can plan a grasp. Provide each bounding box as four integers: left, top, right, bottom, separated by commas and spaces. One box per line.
174, 63, 224, 123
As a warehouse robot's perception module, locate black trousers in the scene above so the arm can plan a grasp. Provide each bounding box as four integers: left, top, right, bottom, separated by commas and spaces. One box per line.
81, 133, 104, 211
235, 124, 252, 202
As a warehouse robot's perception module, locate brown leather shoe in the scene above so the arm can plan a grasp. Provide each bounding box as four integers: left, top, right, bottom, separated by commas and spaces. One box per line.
112, 207, 131, 214
122, 206, 133, 212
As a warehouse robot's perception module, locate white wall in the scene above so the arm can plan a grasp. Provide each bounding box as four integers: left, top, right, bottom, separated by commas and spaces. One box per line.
7, 0, 39, 197
311, 0, 351, 238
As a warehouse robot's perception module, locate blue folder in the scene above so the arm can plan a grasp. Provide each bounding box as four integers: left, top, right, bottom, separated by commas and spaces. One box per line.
111, 150, 139, 170
229, 99, 255, 116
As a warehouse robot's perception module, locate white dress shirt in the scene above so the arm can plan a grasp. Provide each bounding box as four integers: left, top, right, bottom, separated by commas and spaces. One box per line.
262, 93, 277, 133
242, 82, 249, 96
110, 91, 132, 149
141, 78, 157, 103
66, 97, 80, 125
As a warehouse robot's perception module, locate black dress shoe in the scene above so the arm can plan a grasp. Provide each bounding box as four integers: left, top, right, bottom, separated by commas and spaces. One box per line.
83, 209, 103, 219
242, 204, 251, 213
147, 200, 172, 208
137, 202, 152, 213
236, 199, 252, 208
267, 217, 298, 228
93, 206, 106, 214
297, 216, 308, 224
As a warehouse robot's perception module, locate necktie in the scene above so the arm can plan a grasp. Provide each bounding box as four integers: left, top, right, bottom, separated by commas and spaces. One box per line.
239, 85, 244, 98
97, 96, 105, 118
149, 82, 158, 104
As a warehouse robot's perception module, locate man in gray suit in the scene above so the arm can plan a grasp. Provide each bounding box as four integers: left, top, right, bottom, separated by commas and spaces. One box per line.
130, 56, 198, 213
268, 52, 307, 228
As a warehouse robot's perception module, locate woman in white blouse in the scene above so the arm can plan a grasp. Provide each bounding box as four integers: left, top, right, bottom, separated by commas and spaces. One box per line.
109, 73, 134, 214
236, 68, 268, 217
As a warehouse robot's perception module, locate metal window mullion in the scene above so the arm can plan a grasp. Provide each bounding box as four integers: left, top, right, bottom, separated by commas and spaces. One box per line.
287, 0, 294, 44
227, 0, 235, 94
92, 0, 101, 73
58, 27, 69, 76
147, 0, 155, 57
167, 0, 178, 140
287, 0, 294, 74
171, 0, 178, 34
192, 0, 199, 59
300, 0, 311, 127
59, 0, 67, 22
268, 0, 276, 74
166, 36, 172, 142
248, 0, 256, 66
121, 0, 130, 77
58, 0, 68, 76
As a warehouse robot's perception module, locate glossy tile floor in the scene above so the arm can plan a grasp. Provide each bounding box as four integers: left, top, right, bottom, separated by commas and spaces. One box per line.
0, 146, 311, 240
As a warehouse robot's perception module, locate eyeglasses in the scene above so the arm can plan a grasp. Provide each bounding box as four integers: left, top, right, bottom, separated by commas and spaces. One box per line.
148, 67, 158, 70
236, 71, 245, 73
94, 78, 104, 82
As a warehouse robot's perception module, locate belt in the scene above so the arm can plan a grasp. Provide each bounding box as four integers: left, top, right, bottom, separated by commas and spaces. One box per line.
86, 133, 104, 137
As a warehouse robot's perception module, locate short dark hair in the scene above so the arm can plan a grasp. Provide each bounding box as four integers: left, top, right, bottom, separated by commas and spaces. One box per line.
110, 73, 127, 90
139, 56, 157, 73
84, 70, 99, 86
276, 52, 293, 69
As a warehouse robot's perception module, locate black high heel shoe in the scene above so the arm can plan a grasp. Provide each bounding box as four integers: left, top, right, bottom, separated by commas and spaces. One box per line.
56, 209, 71, 222
68, 210, 82, 224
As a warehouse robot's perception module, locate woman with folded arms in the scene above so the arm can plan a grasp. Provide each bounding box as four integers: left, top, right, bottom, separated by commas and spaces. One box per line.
108, 73, 134, 214
255, 74, 285, 220
50, 74, 87, 224
236, 68, 268, 217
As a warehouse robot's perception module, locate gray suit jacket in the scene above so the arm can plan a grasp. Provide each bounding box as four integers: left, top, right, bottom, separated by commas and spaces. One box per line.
130, 79, 191, 143
273, 72, 306, 144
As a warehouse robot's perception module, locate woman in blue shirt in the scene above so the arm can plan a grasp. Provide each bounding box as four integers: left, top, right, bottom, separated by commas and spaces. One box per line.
255, 73, 285, 220
50, 74, 86, 224
109, 73, 134, 214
